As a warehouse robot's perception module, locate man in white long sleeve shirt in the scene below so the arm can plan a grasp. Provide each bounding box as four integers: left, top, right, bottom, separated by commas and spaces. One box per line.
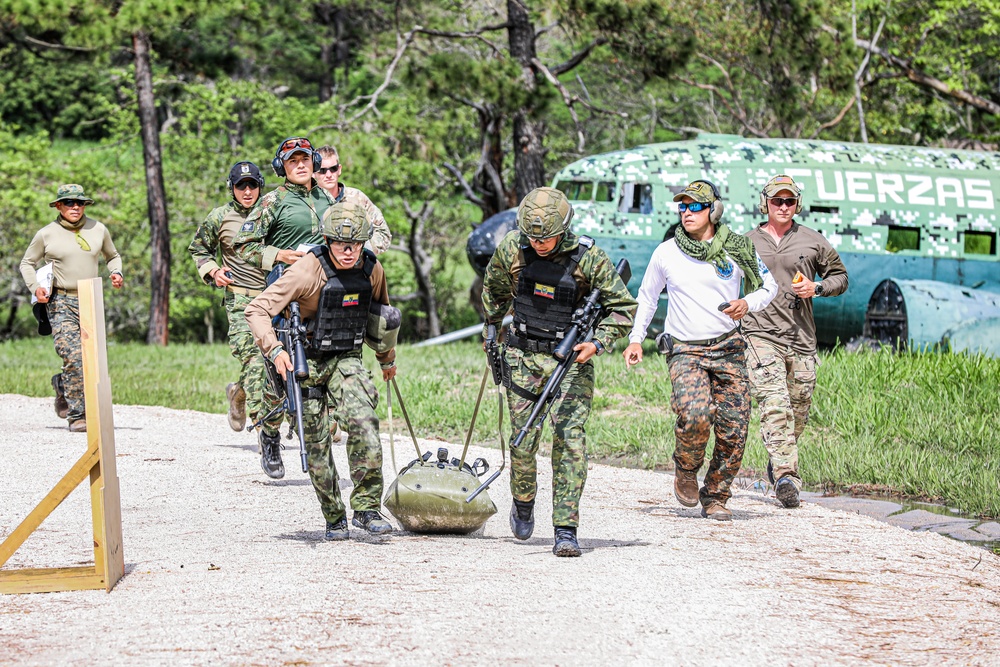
623, 180, 777, 520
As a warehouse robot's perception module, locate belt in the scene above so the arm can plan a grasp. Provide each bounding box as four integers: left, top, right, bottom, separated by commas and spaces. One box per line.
671, 328, 737, 347
507, 331, 559, 354
54, 288, 78, 296
226, 285, 263, 297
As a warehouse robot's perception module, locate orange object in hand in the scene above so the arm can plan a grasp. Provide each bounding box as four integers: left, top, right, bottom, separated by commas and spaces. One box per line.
792, 271, 805, 284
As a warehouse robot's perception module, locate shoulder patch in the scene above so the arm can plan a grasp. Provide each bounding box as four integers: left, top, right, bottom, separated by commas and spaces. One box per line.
578, 235, 595, 249
241, 221, 254, 232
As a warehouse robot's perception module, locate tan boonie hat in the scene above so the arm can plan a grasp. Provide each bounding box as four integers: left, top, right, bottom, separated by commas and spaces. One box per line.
672, 180, 719, 203
49, 184, 95, 207
762, 174, 802, 197
321, 200, 372, 242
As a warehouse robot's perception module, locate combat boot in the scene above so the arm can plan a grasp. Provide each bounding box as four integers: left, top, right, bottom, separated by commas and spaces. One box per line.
673, 468, 700, 507
352, 510, 393, 535
226, 383, 246, 432
258, 430, 284, 479
325, 517, 349, 541
701, 500, 733, 521
68, 419, 87, 433
52, 374, 68, 420
553, 526, 581, 557
775, 476, 801, 509
510, 498, 535, 540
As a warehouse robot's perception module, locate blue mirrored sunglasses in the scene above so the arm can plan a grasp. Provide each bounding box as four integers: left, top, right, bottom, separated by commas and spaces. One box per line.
677, 201, 710, 213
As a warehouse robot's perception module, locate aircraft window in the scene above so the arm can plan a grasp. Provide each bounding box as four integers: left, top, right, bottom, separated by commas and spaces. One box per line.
963, 231, 996, 255
554, 180, 593, 201
595, 182, 616, 202
618, 183, 654, 214
886, 225, 921, 253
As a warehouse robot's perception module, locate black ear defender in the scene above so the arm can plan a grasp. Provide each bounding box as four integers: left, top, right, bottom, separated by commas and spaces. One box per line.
270, 137, 322, 178
690, 179, 725, 224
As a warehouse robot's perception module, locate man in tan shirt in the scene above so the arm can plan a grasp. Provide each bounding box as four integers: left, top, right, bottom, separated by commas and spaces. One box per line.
743, 175, 849, 508
20, 184, 124, 432
245, 200, 399, 540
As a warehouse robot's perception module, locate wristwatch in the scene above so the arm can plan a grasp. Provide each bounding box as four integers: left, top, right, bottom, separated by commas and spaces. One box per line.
592, 340, 605, 356
814, 281, 824, 296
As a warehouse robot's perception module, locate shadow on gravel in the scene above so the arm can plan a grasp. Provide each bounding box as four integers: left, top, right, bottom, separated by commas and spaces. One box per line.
638, 505, 771, 522
275, 531, 396, 546
250, 478, 314, 487
219, 444, 258, 453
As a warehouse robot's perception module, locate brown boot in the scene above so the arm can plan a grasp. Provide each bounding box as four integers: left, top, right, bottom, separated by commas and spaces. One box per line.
700, 500, 733, 521
68, 419, 87, 433
52, 374, 69, 420
226, 383, 246, 432
673, 469, 700, 507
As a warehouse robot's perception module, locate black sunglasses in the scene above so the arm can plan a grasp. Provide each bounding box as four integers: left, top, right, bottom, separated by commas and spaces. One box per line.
316, 164, 340, 175
61, 200, 86, 208
769, 197, 799, 208
234, 181, 259, 191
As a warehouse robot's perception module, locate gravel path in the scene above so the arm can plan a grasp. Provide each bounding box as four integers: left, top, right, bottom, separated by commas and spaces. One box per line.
2, 394, 998, 666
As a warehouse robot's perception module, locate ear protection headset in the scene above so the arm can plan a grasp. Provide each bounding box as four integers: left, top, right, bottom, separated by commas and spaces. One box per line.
689, 179, 725, 224
271, 137, 323, 177
226, 162, 265, 193
757, 175, 803, 215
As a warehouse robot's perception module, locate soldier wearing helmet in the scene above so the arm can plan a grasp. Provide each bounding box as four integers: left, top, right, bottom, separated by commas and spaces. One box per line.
743, 175, 849, 509
245, 200, 400, 541
481, 186, 637, 557
187, 161, 278, 436
623, 179, 778, 521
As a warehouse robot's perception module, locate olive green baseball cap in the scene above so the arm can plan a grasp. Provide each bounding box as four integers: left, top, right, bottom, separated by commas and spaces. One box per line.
762, 174, 802, 197
672, 180, 719, 204
49, 184, 95, 207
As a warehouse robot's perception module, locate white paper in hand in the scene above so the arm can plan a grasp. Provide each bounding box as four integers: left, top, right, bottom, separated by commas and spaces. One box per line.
31, 262, 54, 305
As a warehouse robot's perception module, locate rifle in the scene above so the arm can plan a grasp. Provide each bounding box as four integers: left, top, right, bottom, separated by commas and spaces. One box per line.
247, 268, 311, 473
467, 257, 631, 502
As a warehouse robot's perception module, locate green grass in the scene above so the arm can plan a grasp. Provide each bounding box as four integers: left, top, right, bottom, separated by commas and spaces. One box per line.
3, 338, 999, 518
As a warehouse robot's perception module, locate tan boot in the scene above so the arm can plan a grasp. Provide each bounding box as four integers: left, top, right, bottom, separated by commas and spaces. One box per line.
673, 469, 700, 507
52, 374, 69, 419
700, 500, 733, 521
68, 419, 87, 433
226, 383, 246, 432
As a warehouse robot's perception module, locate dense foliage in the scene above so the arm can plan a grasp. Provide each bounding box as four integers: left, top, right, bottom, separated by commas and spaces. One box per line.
1, 0, 997, 342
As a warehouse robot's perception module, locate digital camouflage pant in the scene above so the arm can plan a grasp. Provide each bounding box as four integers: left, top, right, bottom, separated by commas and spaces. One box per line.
746, 336, 818, 491
505, 346, 594, 528
225, 292, 278, 429
48, 292, 84, 424
667, 333, 750, 506
265, 351, 384, 524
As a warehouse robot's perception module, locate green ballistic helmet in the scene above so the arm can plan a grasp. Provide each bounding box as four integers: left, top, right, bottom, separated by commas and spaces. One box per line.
321, 201, 372, 242
517, 187, 574, 239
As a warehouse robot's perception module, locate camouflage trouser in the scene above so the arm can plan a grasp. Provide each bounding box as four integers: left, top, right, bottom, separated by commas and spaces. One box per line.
667, 333, 750, 505
746, 336, 818, 490
48, 293, 84, 423
282, 351, 383, 524
224, 292, 276, 427
505, 347, 594, 528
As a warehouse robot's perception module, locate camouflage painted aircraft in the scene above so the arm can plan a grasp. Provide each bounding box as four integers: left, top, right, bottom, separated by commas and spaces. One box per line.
467, 133, 1000, 353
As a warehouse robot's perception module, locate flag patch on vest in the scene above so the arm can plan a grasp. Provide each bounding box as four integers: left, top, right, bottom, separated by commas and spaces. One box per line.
342, 294, 360, 307
533, 283, 555, 299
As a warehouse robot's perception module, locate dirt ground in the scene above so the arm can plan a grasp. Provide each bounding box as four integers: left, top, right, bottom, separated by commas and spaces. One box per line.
2, 394, 999, 666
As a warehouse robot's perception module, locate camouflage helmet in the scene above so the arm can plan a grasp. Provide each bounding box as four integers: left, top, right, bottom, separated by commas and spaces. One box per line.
321, 201, 372, 242
516, 187, 574, 239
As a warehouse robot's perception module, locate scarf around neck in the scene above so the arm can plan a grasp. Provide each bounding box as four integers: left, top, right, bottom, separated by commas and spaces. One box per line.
675, 223, 763, 292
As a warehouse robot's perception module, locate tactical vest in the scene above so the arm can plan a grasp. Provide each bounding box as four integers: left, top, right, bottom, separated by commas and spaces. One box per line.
511, 237, 593, 347
306, 246, 376, 355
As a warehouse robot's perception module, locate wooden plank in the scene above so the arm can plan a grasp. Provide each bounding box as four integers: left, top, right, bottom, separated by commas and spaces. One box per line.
79, 278, 124, 592
0, 566, 105, 595
0, 447, 99, 568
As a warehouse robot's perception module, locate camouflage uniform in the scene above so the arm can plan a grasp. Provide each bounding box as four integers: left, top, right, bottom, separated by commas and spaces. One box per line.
668, 335, 751, 505
483, 229, 636, 527
188, 200, 278, 429
19, 185, 123, 427
244, 231, 395, 525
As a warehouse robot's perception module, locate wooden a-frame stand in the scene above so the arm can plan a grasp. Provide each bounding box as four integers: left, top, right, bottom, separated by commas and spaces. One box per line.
0, 278, 124, 594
